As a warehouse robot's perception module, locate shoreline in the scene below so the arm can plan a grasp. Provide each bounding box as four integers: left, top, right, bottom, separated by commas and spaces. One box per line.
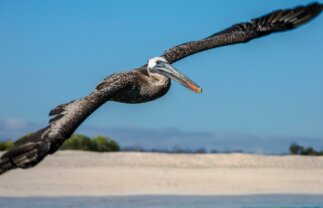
0, 151, 322, 197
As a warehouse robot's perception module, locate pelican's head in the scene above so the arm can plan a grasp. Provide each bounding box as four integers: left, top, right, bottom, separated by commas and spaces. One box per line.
147, 57, 202, 94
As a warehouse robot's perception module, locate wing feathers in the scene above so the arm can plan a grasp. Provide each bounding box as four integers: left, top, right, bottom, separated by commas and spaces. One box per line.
0, 81, 126, 175
252, 2, 322, 31
0, 158, 15, 174
0, 128, 49, 174
49, 100, 75, 116
163, 2, 322, 63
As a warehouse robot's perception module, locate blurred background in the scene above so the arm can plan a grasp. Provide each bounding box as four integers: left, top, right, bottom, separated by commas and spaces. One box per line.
0, 0, 322, 154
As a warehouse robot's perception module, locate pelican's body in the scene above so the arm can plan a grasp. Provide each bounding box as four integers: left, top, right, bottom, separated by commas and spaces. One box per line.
98, 56, 202, 104
0, 2, 322, 174
99, 70, 171, 104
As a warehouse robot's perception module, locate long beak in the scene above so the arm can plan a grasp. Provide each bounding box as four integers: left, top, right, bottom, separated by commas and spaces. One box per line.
156, 63, 202, 94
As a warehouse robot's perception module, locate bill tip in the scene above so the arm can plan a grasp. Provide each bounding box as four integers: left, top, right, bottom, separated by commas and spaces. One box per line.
196, 87, 203, 94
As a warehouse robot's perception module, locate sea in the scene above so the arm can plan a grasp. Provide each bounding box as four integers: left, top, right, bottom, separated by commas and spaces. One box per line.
0, 195, 322, 208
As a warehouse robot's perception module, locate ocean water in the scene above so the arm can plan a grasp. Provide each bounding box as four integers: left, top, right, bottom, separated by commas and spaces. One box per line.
0, 195, 322, 208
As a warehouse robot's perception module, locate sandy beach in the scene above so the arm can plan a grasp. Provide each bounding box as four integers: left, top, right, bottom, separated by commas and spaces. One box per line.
0, 151, 322, 196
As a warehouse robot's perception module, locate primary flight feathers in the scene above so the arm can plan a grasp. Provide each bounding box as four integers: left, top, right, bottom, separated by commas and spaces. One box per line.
1, 2, 322, 175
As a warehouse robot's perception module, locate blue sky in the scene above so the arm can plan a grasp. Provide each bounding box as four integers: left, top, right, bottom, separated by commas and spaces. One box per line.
0, 1, 322, 153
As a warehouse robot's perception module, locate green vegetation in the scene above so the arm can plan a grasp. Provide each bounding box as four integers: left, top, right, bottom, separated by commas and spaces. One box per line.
61, 134, 93, 151
0, 134, 120, 152
91, 135, 120, 152
61, 134, 120, 152
0, 140, 14, 151
289, 143, 323, 156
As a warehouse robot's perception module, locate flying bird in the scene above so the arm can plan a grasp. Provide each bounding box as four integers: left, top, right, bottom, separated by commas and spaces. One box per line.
0, 2, 322, 175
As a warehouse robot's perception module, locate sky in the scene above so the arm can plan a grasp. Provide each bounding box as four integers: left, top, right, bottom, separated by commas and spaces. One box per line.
0, 1, 322, 153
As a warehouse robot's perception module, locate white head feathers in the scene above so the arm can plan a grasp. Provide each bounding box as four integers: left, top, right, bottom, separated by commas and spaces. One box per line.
147, 57, 167, 69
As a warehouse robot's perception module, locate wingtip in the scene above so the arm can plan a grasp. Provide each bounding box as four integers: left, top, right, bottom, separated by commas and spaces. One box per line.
0, 128, 51, 176
250, 1, 323, 33
309, 2, 323, 11
0, 155, 16, 175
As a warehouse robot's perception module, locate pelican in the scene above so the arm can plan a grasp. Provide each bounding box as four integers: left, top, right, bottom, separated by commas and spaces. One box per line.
0, 2, 322, 174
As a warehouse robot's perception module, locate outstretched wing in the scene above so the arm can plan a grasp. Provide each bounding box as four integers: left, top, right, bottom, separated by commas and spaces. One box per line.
0, 76, 128, 174
162, 2, 322, 63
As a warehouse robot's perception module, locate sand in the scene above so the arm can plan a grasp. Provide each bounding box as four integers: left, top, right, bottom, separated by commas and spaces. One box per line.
0, 151, 322, 196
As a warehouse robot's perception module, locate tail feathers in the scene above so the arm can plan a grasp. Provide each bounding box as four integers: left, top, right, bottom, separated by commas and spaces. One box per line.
0, 128, 50, 175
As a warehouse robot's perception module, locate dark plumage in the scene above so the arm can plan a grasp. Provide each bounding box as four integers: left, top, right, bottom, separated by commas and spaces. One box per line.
162, 2, 322, 63
1, 2, 322, 175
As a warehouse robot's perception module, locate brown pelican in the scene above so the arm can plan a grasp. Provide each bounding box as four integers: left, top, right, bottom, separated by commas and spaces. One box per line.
0, 2, 322, 174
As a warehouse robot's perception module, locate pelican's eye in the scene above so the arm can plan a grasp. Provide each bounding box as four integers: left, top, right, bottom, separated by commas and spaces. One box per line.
156, 60, 162, 65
